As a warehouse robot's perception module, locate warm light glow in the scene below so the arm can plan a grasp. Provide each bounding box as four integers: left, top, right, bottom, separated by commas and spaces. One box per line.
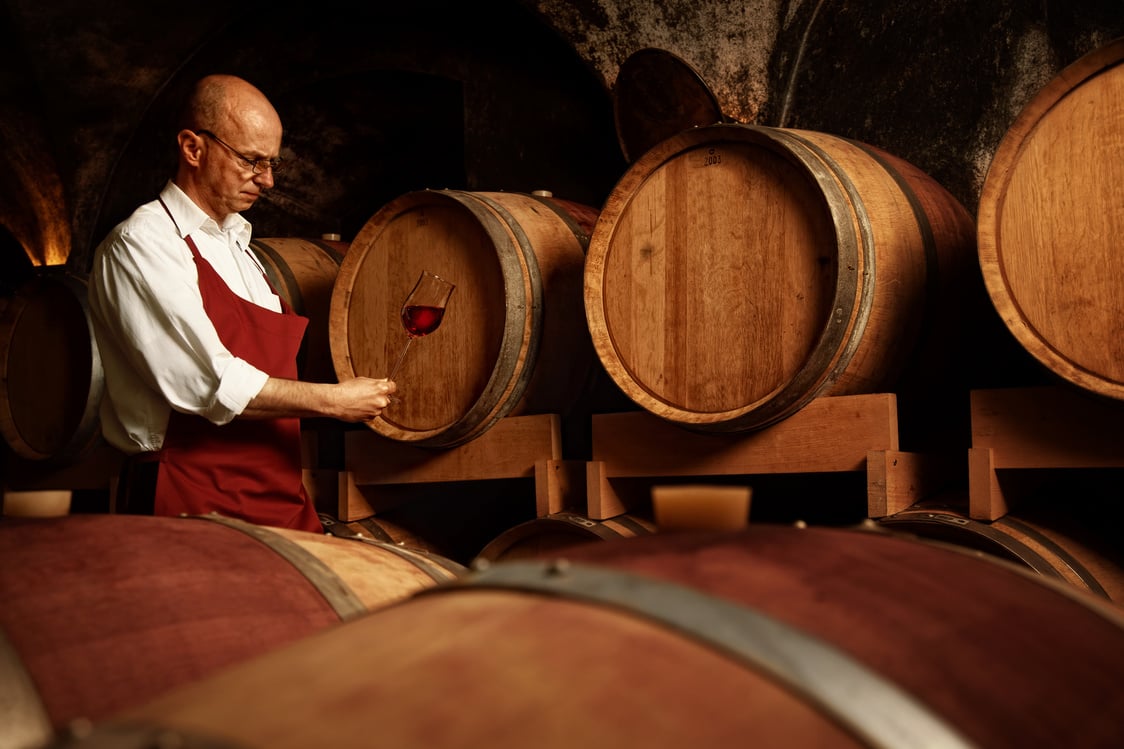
37, 239, 70, 267
2, 128, 73, 267
22, 183, 72, 266
9, 223, 70, 267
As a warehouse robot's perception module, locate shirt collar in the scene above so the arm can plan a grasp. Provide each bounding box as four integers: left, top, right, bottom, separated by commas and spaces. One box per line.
160, 180, 253, 246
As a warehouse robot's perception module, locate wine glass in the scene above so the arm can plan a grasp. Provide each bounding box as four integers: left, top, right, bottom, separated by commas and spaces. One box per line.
386, 270, 456, 390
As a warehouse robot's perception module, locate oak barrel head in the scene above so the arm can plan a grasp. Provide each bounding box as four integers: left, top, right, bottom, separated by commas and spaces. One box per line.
977, 38, 1124, 401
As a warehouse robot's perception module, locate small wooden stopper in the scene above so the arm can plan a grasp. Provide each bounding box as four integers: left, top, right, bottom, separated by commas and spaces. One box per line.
2, 490, 72, 517
651, 484, 752, 531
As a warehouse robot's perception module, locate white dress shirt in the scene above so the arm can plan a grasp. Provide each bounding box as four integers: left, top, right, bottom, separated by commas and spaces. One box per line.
88, 181, 279, 454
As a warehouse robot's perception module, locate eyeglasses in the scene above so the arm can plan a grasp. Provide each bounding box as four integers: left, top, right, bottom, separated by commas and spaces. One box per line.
195, 129, 285, 174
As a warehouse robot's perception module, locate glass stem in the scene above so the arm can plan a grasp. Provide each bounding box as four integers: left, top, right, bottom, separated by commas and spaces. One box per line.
387, 337, 413, 381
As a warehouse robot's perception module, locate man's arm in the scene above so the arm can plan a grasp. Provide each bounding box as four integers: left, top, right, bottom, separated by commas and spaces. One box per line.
240, 376, 396, 422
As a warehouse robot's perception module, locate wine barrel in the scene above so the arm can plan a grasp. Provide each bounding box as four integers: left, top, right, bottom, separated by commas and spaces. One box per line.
249, 237, 346, 383
584, 123, 978, 433
0, 512, 465, 749
319, 512, 455, 559
474, 511, 656, 562
53, 525, 1124, 748
878, 501, 1124, 605
330, 190, 597, 447
0, 268, 102, 461
977, 38, 1124, 402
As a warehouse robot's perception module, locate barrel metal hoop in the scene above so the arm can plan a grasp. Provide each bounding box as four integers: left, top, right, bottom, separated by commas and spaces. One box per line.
528, 193, 593, 250
777, 128, 877, 401
598, 513, 655, 537
475, 512, 652, 563
188, 514, 368, 621
469, 191, 547, 410
439, 559, 977, 749
999, 516, 1109, 598
320, 513, 393, 542
344, 533, 466, 582
879, 511, 1066, 581
547, 512, 630, 540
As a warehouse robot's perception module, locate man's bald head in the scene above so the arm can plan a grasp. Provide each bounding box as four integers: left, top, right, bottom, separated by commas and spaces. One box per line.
180, 74, 281, 137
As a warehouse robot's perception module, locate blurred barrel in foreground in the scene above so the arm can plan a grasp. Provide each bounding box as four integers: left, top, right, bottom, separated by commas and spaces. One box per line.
585, 123, 981, 438
249, 237, 346, 383
0, 513, 464, 749
330, 190, 598, 447
977, 37, 1124, 403
51, 525, 1124, 748
0, 268, 102, 462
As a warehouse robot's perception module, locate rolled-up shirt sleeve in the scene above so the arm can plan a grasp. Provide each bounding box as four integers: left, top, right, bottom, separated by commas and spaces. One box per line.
91, 215, 268, 427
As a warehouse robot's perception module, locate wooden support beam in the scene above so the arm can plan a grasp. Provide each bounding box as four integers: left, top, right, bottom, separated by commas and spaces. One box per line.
345, 414, 562, 485
866, 449, 961, 518
590, 393, 899, 478
969, 387, 1124, 520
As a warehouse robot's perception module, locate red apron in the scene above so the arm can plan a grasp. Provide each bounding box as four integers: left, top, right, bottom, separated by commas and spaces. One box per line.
149, 233, 322, 533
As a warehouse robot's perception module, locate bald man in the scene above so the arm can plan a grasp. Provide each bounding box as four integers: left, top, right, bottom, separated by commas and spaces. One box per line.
89, 74, 395, 532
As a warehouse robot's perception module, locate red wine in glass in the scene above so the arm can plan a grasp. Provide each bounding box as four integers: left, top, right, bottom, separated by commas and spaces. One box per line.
401, 304, 446, 337
387, 271, 455, 385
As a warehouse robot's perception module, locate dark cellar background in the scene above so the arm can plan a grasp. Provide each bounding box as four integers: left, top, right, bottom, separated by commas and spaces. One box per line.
4, 0, 1124, 275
